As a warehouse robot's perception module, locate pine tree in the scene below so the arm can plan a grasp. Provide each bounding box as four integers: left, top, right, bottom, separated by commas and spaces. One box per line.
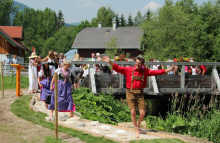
57, 10, 64, 29
120, 14, 126, 27
0, 0, 15, 25
134, 11, 144, 25
127, 14, 133, 26
115, 14, 120, 27
144, 9, 152, 21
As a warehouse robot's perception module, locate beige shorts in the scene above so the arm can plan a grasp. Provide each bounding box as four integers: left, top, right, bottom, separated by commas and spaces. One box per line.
126, 89, 145, 111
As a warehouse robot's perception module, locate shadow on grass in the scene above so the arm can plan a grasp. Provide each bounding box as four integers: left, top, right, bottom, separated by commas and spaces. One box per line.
11, 95, 187, 143
11, 96, 117, 143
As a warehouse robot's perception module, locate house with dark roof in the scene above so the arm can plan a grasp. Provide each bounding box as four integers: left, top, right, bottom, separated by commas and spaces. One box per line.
0, 26, 26, 64
71, 24, 143, 59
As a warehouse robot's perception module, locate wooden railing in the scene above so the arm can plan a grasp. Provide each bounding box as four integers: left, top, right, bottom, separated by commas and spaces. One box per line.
71, 61, 220, 95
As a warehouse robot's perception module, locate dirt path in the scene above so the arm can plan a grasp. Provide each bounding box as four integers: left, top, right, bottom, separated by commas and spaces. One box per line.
0, 89, 213, 143
0, 89, 84, 143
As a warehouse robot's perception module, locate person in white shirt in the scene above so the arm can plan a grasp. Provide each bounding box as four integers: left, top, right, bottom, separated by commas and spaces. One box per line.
28, 52, 38, 93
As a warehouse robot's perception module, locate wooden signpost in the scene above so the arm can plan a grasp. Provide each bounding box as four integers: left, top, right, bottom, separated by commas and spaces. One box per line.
0, 62, 4, 97
11, 64, 24, 97
54, 73, 59, 140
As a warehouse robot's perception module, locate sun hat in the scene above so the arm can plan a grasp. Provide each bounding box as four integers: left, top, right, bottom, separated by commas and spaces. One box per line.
29, 52, 38, 59
62, 59, 71, 65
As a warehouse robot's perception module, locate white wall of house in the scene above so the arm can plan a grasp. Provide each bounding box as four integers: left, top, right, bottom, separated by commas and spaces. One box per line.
0, 54, 25, 74
0, 54, 24, 64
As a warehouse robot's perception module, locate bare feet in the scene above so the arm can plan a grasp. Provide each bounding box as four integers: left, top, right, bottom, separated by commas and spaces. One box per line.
69, 112, 74, 118
135, 127, 140, 138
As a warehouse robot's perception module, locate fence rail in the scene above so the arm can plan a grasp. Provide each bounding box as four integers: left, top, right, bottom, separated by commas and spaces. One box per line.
70, 61, 220, 95
1, 61, 220, 95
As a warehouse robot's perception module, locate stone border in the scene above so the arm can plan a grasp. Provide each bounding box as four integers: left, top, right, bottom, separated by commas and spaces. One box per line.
30, 94, 212, 143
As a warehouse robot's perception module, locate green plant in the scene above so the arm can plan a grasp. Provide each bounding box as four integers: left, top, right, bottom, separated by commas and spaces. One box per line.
105, 37, 120, 59
73, 88, 130, 124
145, 110, 220, 143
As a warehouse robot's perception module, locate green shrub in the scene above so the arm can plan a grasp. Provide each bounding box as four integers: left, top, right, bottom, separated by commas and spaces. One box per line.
73, 88, 131, 124
188, 110, 220, 143
145, 111, 220, 143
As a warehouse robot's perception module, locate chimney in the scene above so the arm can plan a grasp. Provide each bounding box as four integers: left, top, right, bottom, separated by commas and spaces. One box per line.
98, 23, 102, 28
112, 18, 117, 31
113, 22, 117, 31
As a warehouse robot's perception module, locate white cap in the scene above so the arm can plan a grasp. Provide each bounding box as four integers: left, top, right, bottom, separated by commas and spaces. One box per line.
96, 53, 100, 56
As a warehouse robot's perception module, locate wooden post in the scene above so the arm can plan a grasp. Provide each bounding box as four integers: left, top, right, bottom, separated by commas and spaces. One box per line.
181, 65, 185, 89
54, 73, 58, 140
0, 62, 4, 97
89, 64, 96, 94
151, 76, 159, 94
119, 75, 124, 88
11, 64, 24, 97
212, 66, 220, 92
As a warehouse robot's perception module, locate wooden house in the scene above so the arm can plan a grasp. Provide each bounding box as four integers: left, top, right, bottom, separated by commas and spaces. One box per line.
0, 26, 26, 64
71, 24, 143, 59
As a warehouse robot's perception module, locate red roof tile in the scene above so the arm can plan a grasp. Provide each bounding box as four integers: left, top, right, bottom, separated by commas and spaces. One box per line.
0, 26, 23, 39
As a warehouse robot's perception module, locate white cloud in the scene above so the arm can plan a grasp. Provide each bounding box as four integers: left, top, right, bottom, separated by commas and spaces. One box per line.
78, 0, 101, 8
143, 1, 162, 12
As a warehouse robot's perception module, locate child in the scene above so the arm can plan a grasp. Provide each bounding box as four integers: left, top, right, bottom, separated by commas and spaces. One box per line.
48, 60, 75, 119
38, 62, 52, 108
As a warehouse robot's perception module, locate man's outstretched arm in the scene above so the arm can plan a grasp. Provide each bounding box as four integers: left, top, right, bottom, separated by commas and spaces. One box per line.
102, 56, 127, 74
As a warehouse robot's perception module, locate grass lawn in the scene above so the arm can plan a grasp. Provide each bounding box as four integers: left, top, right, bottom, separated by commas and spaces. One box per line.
11, 95, 186, 143
44, 136, 67, 143
0, 75, 29, 89
130, 139, 185, 143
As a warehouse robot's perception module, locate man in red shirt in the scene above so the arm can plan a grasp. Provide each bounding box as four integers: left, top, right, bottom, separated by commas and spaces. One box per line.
199, 65, 207, 75
103, 55, 174, 136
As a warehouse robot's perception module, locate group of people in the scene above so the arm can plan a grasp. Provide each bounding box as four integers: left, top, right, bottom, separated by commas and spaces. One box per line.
150, 57, 207, 76
28, 50, 84, 119
28, 50, 207, 137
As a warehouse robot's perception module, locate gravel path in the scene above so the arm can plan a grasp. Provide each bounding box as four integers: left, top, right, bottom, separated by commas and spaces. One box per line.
31, 92, 212, 143
0, 89, 84, 143
0, 89, 212, 143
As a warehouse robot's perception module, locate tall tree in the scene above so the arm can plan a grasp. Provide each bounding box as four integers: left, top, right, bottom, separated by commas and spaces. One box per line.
144, 9, 152, 21
97, 7, 115, 27
127, 14, 134, 26
42, 25, 87, 57
115, 14, 120, 27
120, 14, 126, 27
176, 0, 197, 14
91, 17, 98, 27
13, 7, 60, 53
142, 0, 195, 60
105, 37, 119, 59
57, 10, 65, 29
0, 0, 15, 25
134, 11, 144, 25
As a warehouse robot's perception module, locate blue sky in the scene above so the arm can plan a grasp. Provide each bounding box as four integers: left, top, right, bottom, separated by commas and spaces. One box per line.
15, 0, 209, 23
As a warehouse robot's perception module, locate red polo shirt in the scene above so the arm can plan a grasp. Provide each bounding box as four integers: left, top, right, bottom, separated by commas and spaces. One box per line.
112, 63, 166, 89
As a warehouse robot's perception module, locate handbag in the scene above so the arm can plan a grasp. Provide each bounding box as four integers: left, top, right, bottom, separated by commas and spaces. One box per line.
45, 94, 51, 104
